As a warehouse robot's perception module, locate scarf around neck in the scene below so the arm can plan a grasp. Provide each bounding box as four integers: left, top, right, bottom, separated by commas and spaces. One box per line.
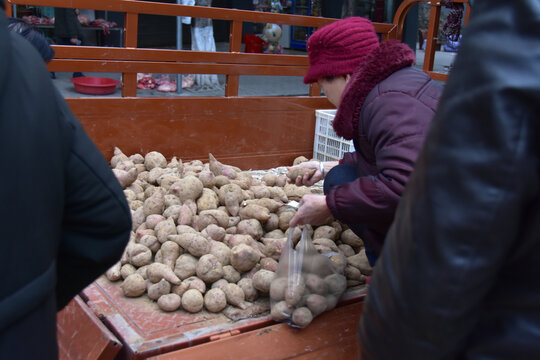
332, 40, 416, 140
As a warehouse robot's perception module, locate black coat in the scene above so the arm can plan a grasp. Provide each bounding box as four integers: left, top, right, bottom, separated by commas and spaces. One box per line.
359, 0, 540, 358
53, 7, 83, 41
0, 13, 131, 359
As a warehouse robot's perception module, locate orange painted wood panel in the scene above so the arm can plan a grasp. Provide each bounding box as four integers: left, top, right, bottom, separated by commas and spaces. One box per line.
67, 96, 333, 170
57, 296, 122, 360
147, 301, 365, 360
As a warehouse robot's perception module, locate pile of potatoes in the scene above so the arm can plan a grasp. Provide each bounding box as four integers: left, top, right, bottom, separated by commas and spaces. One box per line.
106, 148, 373, 317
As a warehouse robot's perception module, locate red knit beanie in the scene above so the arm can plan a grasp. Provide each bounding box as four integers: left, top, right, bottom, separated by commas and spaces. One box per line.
304, 17, 380, 84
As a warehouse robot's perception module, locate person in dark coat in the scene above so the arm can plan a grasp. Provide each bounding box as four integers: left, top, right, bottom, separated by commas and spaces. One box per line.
0, 6, 131, 359
53, 6, 84, 77
359, 0, 540, 358
289, 17, 443, 265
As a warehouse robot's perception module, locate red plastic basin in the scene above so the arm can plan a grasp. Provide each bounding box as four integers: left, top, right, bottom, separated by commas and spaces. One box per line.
71, 77, 121, 95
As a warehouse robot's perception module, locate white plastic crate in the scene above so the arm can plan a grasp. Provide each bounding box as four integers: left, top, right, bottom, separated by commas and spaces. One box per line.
313, 109, 355, 161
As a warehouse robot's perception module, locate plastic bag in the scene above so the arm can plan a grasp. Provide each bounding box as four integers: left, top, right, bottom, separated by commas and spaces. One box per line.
269, 226, 347, 328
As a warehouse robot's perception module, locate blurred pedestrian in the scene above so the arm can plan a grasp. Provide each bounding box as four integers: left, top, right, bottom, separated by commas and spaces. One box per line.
359, 0, 540, 358
0, 4, 131, 359
54, 6, 85, 77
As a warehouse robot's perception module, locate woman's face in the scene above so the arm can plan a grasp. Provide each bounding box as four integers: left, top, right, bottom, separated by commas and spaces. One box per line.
317, 75, 351, 107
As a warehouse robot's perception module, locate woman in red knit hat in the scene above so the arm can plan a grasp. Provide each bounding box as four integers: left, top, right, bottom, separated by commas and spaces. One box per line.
289, 17, 443, 266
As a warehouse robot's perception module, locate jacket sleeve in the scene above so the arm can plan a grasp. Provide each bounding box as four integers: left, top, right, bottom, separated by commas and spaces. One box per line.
56, 97, 131, 310
326, 91, 433, 228
359, 1, 540, 358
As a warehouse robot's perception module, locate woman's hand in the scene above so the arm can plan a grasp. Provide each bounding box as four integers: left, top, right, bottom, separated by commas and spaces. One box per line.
289, 194, 332, 227
287, 161, 323, 186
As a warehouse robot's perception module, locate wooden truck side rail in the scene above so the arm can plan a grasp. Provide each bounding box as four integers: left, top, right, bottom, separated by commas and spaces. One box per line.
4, 0, 465, 170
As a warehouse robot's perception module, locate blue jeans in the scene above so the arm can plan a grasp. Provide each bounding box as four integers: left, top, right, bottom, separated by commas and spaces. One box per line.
324, 164, 378, 266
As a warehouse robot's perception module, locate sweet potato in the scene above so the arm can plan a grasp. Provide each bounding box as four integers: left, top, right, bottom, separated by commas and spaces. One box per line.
340, 229, 364, 248
121, 274, 146, 297
144, 151, 167, 170
209, 240, 231, 266
271, 301, 293, 321
127, 243, 152, 267
209, 153, 239, 179
230, 244, 261, 272
162, 205, 182, 222
252, 269, 275, 294
313, 225, 338, 241
305, 294, 327, 316
217, 183, 243, 216
154, 240, 181, 269
292, 307, 313, 327
111, 147, 129, 168
287, 166, 316, 181
347, 249, 373, 275
168, 233, 210, 257
145, 214, 165, 229
183, 276, 207, 294
155, 217, 177, 243
146, 262, 181, 285
168, 175, 204, 203
174, 253, 198, 280
198, 209, 229, 229
264, 213, 279, 232
222, 283, 246, 309
239, 204, 270, 223
198, 170, 216, 188
204, 288, 227, 313
235, 278, 257, 302
222, 265, 241, 283
113, 167, 138, 188
148, 279, 171, 301
157, 293, 181, 312
197, 188, 220, 212
324, 273, 347, 296
205, 224, 226, 242
120, 264, 136, 279
142, 190, 165, 217
236, 219, 264, 240
181, 289, 204, 313
261, 173, 277, 186
196, 254, 224, 283
106, 262, 122, 282
270, 277, 289, 302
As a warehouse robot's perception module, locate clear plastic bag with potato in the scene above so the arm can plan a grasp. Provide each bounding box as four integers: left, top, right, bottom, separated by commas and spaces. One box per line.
269, 226, 347, 328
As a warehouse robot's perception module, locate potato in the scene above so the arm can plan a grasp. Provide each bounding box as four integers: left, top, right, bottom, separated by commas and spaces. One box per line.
181, 289, 204, 313
121, 274, 146, 297
292, 307, 313, 328
230, 244, 261, 272
148, 279, 171, 301
252, 269, 275, 294
305, 294, 327, 316
271, 301, 293, 321
237, 278, 259, 302
174, 253, 198, 280
222, 283, 246, 309
158, 293, 181, 312
204, 288, 227, 313
196, 254, 224, 283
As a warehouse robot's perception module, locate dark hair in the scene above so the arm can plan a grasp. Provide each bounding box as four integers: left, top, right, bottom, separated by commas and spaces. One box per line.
442, 0, 464, 41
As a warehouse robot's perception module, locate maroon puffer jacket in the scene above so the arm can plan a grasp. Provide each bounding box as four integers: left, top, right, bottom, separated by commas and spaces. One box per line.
326, 40, 443, 255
